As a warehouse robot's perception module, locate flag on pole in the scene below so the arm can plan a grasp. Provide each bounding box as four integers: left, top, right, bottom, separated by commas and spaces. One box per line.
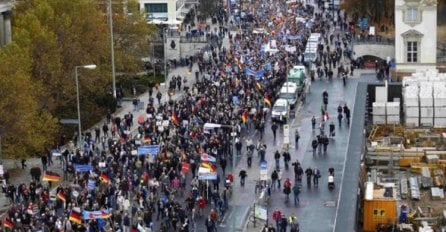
264, 96, 271, 106
99, 173, 111, 184
256, 82, 262, 90
241, 111, 249, 123
69, 211, 82, 224
43, 171, 61, 182
200, 161, 217, 172
4, 218, 13, 229
143, 136, 151, 143
181, 162, 190, 174
171, 112, 180, 126
57, 191, 66, 202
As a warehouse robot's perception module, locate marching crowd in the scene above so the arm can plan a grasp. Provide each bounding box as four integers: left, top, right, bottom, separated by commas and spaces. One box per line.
0, 0, 362, 231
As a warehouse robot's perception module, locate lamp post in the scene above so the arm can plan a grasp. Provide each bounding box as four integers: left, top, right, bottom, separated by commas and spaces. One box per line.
75, 64, 97, 147
108, 0, 116, 98
164, 28, 168, 84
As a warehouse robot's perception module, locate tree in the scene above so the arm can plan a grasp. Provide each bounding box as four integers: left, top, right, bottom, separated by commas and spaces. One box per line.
197, 0, 219, 19
341, 0, 394, 27
0, 43, 58, 159
11, 0, 155, 139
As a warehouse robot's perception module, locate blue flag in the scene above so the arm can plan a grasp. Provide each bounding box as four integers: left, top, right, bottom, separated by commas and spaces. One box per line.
88, 179, 96, 190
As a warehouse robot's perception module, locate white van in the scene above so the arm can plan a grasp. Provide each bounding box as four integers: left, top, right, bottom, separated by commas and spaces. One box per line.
304, 47, 318, 63
279, 82, 299, 108
272, 99, 290, 123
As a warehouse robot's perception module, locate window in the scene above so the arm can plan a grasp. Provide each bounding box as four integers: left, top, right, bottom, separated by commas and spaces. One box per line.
145, 3, 167, 13
407, 41, 418, 63
406, 8, 418, 22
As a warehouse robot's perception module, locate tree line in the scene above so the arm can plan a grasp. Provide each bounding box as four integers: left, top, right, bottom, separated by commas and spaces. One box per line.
0, 0, 153, 158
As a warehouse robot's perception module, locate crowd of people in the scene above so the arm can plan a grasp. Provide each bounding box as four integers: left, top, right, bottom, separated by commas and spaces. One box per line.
0, 0, 365, 231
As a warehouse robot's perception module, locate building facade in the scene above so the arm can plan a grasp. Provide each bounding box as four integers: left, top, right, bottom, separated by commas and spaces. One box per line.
139, 0, 187, 24
0, 0, 12, 47
395, 0, 438, 73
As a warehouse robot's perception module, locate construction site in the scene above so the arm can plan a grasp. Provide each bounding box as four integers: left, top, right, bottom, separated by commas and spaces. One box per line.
361, 70, 446, 232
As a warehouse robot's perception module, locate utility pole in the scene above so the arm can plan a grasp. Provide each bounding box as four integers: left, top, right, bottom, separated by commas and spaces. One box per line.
109, 0, 117, 98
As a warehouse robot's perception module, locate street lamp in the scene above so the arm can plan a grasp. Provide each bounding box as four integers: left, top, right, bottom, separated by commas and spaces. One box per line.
75, 64, 97, 147
108, 0, 116, 98
164, 28, 168, 84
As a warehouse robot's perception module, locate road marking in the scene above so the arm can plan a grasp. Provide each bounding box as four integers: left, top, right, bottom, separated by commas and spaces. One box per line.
219, 210, 233, 227
332, 81, 359, 232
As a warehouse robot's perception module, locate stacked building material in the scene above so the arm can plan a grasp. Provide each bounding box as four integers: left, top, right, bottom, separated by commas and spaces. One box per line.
403, 85, 419, 127
373, 102, 386, 124
419, 82, 434, 127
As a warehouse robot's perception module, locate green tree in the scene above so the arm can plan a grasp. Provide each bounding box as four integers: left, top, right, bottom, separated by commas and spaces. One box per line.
0, 43, 59, 159
11, 0, 154, 138
197, 0, 219, 19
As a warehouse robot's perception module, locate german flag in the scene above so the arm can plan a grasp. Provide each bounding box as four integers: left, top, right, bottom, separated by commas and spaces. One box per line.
201, 161, 217, 172
171, 112, 180, 126
101, 210, 112, 219
56, 191, 66, 202
69, 211, 82, 224
43, 171, 61, 182
100, 173, 111, 184
264, 96, 271, 106
256, 82, 262, 90
143, 136, 151, 143
241, 111, 249, 123
4, 218, 13, 229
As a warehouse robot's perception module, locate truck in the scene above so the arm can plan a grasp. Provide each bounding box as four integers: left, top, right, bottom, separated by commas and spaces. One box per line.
287, 65, 307, 96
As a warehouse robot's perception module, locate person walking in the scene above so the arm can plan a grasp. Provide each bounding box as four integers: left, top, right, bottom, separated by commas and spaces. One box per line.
292, 183, 301, 206
239, 169, 247, 187
323, 135, 329, 153
283, 178, 292, 202
257, 141, 267, 162
329, 121, 335, 138
311, 138, 318, 156
247, 149, 253, 168
271, 170, 279, 191
271, 122, 278, 141
305, 167, 313, 187
272, 208, 282, 231
280, 216, 288, 232
274, 150, 281, 170
283, 150, 291, 171
311, 116, 316, 131
313, 167, 321, 187
337, 112, 343, 127
292, 161, 303, 182
294, 130, 300, 149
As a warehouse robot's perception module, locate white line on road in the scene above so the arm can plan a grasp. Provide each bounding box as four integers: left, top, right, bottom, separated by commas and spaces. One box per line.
332, 82, 359, 232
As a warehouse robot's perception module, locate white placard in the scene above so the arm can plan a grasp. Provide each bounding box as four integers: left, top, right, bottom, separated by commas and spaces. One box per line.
52, 152, 62, 157
99, 162, 106, 168
369, 26, 375, 36
0, 165, 4, 175
283, 124, 290, 144
131, 150, 138, 155
260, 169, 268, 181
254, 204, 268, 221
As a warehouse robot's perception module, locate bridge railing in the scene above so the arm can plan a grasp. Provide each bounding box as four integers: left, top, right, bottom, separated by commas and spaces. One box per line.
352, 36, 395, 45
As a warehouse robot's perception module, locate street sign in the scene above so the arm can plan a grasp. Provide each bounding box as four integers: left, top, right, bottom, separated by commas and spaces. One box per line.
283, 124, 290, 144
59, 118, 79, 125
260, 161, 268, 180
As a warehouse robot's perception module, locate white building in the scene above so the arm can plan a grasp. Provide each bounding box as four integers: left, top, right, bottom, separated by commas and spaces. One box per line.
395, 0, 438, 73
0, 0, 12, 47
138, 0, 188, 25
